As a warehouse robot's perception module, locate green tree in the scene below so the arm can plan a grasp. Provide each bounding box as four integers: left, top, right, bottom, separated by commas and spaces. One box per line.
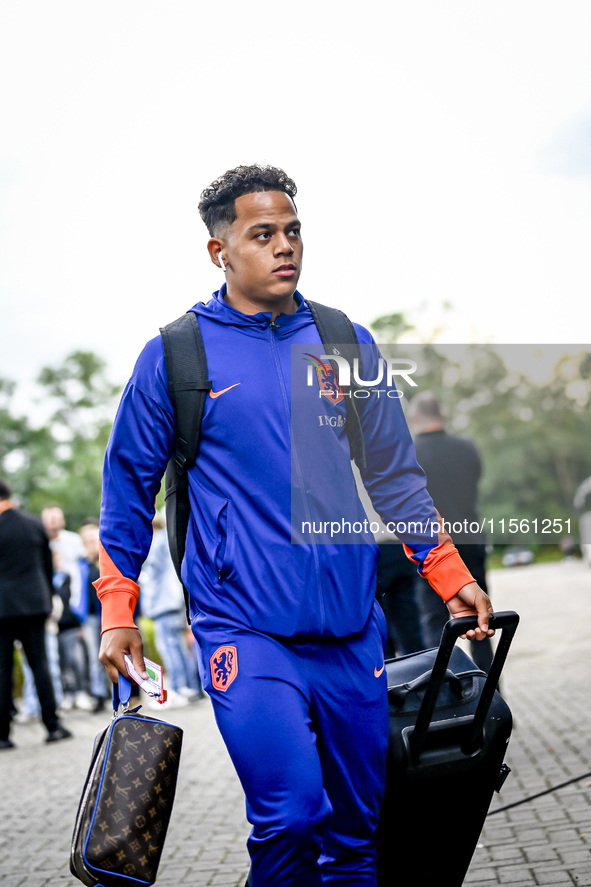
0, 378, 57, 505
0, 352, 121, 529
371, 312, 415, 343
32, 351, 122, 526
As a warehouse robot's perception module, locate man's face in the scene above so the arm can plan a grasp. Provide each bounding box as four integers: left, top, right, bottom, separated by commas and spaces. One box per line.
218, 190, 303, 305
42, 507, 65, 539
80, 525, 100, 562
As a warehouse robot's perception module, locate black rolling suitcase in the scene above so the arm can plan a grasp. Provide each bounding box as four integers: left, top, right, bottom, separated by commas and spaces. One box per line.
377, 610, 519, 886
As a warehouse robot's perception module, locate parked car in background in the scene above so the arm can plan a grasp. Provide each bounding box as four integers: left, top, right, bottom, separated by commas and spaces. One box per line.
502, 546, 535, 568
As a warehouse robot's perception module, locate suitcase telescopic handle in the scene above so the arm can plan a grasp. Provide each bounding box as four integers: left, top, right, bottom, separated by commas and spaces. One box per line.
410, 610, 520, 764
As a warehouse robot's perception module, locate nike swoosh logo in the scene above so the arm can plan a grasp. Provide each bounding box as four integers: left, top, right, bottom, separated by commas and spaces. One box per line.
209, 383, 241, 399
374, 664, 385, 678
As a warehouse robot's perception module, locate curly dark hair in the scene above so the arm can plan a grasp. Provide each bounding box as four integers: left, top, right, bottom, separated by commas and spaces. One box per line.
198, 164, 297, 236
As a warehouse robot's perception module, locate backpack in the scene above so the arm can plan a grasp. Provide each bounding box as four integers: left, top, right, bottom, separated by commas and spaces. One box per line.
159, 300, 366, 622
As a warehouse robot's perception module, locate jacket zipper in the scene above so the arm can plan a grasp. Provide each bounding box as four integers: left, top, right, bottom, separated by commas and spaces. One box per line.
268, 319, 326, 631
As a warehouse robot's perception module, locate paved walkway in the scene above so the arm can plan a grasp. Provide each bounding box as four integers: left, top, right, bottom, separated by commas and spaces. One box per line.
467, 559, 591, 887
0, 559, 589, 886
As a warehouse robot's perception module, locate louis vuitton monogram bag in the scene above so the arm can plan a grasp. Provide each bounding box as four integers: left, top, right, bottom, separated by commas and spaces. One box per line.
70, 676, 183, 886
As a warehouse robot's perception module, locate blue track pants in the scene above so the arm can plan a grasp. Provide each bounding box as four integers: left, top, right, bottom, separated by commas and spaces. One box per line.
194, 602, 389, 886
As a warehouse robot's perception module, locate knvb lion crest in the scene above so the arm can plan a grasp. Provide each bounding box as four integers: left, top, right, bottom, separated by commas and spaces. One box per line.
210, 645, 238, 692
303, 353, 344, 404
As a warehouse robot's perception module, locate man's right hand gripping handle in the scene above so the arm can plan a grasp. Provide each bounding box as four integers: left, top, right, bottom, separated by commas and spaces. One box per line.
99, 628, 149, 685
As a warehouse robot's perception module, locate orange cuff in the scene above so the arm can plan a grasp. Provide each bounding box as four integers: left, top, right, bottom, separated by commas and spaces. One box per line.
421, 547, 475, 602
94, 542, 140, 634
402, 510, 475, 603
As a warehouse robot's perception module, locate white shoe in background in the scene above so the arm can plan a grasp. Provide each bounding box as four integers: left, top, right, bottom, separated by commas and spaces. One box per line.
75, 691, 96, 712
59, 694, 75, 712
13, 711, 39, 725
177, 686, 203, 702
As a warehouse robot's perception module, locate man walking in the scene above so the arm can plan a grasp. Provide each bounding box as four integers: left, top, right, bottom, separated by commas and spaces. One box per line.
408, 391, 494, 672
97, 165, 493, 885
0, 480, 72, 748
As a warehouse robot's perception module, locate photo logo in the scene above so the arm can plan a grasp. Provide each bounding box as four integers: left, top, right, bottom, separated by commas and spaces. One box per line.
304, 353, 417, 398
303, 354, 343, 404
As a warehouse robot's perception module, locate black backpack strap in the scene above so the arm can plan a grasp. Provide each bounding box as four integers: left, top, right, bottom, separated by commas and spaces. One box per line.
159, 311, 211, 622
160, 312, 212, 471
306, 300, 367, 470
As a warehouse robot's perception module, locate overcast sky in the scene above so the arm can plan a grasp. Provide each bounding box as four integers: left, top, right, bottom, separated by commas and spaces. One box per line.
1, 1, 590, 412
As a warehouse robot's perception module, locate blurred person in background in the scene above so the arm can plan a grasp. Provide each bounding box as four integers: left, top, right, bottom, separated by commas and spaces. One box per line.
376, 543, 425, 658
22, 521, 110, 714
353, 465, 424, 657
407, 392, 493, 672
574, 476, 591, 567
52, 550, 89, 710
17, 509, 71, 720
41, 505, 85, 596
17, 587, 63, 721
140, 514, 204, 707
35, 503, 86, 706
0, 479, 72, 748
75, 521, 110, 712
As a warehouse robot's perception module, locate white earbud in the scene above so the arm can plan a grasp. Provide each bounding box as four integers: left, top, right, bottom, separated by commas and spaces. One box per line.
218, 251, 226, 272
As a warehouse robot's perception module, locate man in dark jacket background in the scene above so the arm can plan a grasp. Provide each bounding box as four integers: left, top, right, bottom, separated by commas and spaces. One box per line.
407, 392, 493, 672
0, 478, 72, 748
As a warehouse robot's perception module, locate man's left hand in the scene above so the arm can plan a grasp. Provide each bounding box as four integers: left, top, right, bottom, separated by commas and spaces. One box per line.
446, 582, 494, 641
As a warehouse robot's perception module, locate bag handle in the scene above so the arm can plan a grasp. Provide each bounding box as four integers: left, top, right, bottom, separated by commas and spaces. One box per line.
388, 668, 464, 706
112, 673, 133, 712
410, 610, 520, 764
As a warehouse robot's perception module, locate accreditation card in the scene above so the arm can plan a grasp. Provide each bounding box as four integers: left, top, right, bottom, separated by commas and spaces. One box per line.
124, 654, 168, 704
